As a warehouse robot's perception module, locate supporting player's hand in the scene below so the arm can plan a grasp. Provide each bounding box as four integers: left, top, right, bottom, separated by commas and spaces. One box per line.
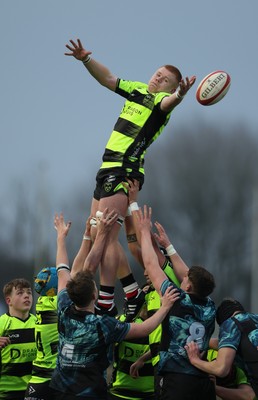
97, 208, 118, 235
153, 221, 171, 249
65, 38, 92, 62
135, 205, 152, 233
125, 178, 140, 204
54, 213, 72, 238
130, 359, 145, 379
161, 286, 180, 311
185, 341, 201, 363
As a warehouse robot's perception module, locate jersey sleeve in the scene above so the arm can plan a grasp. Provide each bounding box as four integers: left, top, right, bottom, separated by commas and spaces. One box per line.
160, 279, 183, 297
218, 319, 241, 351
57, 288, 72, 313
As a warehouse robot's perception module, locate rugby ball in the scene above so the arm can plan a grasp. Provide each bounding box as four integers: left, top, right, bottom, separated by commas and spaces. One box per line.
196, 71, 231, 106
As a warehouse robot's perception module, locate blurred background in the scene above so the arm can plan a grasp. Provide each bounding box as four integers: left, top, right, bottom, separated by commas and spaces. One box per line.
1, 0, 258, 314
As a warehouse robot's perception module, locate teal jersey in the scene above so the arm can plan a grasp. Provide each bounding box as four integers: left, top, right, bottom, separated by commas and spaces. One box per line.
218, 312, 258, 396
29, 295, 58, 384
50, 289, 130, 398
100, 79, 172, 177
159, 279, 215, 376
207, 349, 250, 388
109, 315, 154, 399
0, 313, 37, 399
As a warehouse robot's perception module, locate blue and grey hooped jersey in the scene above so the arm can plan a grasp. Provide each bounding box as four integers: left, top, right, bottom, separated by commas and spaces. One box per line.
158, 279, 216, 376
100, 79, 172, 177
50, 289, 130, 398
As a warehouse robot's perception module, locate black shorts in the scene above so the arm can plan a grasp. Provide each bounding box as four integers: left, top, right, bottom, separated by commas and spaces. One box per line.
160, 372, 216, 400
93, 169, 144, 201
24, 381, 56, 400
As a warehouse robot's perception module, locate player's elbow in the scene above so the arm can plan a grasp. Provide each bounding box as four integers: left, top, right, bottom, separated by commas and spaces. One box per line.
101, 75, 117, 91
216, 363, 231, 378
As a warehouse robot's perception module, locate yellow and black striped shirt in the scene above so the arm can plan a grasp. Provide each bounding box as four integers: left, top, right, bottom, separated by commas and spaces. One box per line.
100, 79, 172, 178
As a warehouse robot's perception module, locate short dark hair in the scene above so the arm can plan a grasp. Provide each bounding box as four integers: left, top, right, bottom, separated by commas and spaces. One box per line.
66, 271, 95, 307
188, 266, 215, 298
163, 65, 182, 85
216, 298, 246, 326
3, 278, 32, 298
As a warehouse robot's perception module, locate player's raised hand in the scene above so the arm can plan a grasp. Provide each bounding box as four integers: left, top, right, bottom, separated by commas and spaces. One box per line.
97, 208, 118, 234
135, 205, 152, 233
153, 221, 171, 249
178, 75, 196, 97
54, 213, 72, 238
65, 38, 91, 62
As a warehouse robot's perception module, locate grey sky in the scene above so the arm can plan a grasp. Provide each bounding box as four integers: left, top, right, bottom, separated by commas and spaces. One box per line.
1, 0, 258, 216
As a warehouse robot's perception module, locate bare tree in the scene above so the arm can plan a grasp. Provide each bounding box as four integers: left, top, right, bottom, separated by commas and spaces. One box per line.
142, 121, 258, 307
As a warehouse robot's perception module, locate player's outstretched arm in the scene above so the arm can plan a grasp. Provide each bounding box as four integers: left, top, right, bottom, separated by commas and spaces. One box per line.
154, 221, 189, 282
54, 213, 72, 292
65, 38, 118, 91
135, 206, 167, 294
125, 180, 165, 270
123, 179, 144, 268
126, 286, 179, 339
71, 216, 92, 278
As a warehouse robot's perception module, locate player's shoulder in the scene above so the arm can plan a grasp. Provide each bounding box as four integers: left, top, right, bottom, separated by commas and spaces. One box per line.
0, 312, 8, 320
118, 79, 147, 92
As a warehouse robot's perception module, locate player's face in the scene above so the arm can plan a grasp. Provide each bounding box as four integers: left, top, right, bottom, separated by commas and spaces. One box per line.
148, 67, 178, 94
6, 286, 33, 313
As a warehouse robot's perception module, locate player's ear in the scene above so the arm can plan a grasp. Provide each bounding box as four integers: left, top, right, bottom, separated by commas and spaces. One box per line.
5, 296, 11, 306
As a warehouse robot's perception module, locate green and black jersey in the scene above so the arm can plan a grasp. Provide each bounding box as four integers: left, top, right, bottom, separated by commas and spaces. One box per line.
0, 313, 37, 399
109, 315, 154, 399
29, 295, 58, 384
100, 79, 172, 179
